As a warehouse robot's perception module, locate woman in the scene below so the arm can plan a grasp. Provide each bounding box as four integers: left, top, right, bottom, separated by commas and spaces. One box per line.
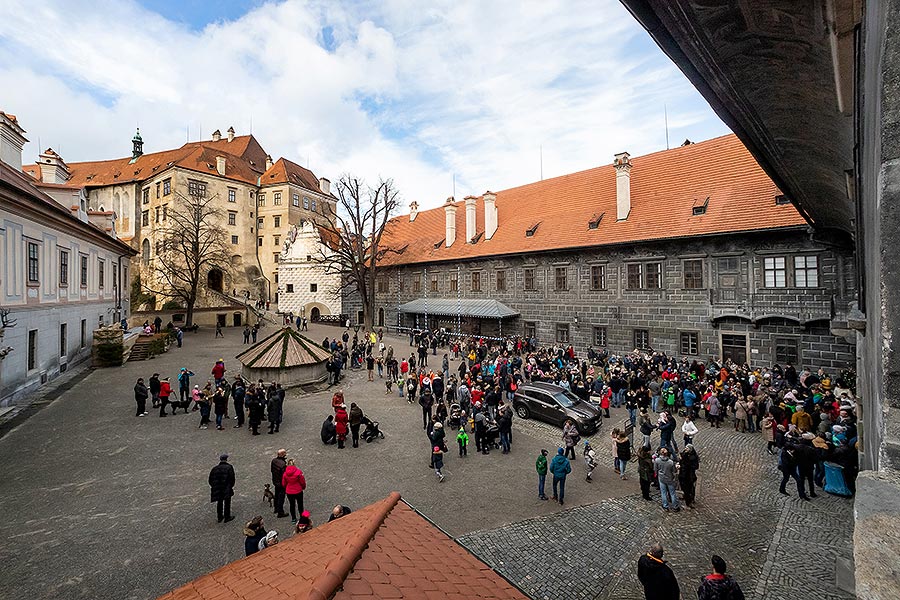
734, 395, 748, 432
678, 445, 700, 508
639, 411, 654, 449
562, 419, 579, 460
762, 412, 777, 454
681, 415, 699, 447
243, 516, 267, 556
331, 390, 345, 412
281, 459, 307, 524
707, 393, 721, 428
615, 431, 632, 480
334, 404, 349, 449
636, 445, 654, 500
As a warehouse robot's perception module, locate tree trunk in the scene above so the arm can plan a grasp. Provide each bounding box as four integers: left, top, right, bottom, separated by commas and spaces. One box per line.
186, 299, 195, 327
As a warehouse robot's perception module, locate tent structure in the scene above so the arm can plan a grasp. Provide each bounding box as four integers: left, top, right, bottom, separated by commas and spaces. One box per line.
235, 327, 331, 388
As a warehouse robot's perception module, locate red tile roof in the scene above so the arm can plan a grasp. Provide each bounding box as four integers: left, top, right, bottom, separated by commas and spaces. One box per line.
380, 134, 807, 266
261, 157, 324, 194
157, 492, 527, 600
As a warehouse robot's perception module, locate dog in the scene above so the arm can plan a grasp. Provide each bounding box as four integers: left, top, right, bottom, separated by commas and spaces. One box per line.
263, 484, 274, 506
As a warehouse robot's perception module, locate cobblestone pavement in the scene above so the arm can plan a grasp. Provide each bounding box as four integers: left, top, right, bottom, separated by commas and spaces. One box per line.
459, 421, 855, 600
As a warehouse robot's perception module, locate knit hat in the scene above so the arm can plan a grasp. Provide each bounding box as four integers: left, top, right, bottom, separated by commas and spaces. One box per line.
557, 447, 564, 454
219, 452, 229, 460
433, 446, 441, 452
433, 422, 443, 429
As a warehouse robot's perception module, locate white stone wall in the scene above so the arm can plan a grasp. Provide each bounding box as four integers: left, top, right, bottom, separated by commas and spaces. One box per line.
276, 221, 341, 318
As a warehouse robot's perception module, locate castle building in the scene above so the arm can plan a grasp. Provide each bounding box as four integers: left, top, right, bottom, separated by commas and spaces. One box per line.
276, 220, 342, 320
365, 134, 856, 371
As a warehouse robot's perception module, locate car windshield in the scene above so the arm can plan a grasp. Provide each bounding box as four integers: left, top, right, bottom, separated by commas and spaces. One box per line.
552, 391, 576, 408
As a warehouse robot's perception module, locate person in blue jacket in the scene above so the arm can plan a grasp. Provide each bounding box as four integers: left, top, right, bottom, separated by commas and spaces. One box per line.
549, 447, 572, 505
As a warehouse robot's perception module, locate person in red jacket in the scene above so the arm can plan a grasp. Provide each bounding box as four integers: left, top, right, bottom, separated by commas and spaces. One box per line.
334, 405, 349, 449
331, 390, 345, 412
211, 359, 226, 387
158, 377, 173, 417
281, 459, 307, 524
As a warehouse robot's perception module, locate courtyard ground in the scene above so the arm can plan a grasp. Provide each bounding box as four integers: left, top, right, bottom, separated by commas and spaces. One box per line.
0, 324, 854, 600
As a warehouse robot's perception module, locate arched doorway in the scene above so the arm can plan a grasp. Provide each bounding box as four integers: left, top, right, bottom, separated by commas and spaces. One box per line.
141, 239, 150, 265
310, 307, 321, 321
207, 268, 224, 292
378, 307, 385, 327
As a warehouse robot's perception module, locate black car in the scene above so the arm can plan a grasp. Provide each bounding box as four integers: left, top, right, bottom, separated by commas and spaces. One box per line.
512, 382, 602, 435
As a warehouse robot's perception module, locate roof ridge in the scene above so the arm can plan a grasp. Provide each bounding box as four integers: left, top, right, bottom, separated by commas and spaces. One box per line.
307, 491, 402, 600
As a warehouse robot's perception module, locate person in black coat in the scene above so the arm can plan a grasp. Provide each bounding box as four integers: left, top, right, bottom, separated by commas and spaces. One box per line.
208, 453, 235, 523
321, 415, 337, 444
243, 516, 266, 556
267, 383, 285, 434
148, 373, 161, 408
134, 378, 149, 417
637, 543, 680, 600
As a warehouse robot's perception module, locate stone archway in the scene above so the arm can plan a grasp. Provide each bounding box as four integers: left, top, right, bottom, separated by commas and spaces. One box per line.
207, 268, 224, 292
310, 306, 321, 321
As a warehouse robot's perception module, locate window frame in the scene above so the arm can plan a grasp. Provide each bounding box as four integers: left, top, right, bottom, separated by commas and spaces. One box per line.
430, 276, 439, 292
592, 326, 607, 347
274, 216, 281, 228
27, 329, 38, 371
80, 255, 89, 287
187, 179, 207, 198
679, 331, 699, 356
524, 321, 537, 339
286, 283, 294, 293
794, 255, 819, 288
683, 259, 704, 289
27, 241, 40, 284
471, 271, 482, 292
633, 329, 650, 350
554, 266, 568, 291
590, 264, 606, 290
142, 188, 150, 204
59, 249, 69, 286
496, 269, 506, 291
273, 191, 282, 205
227, 187, 236, 203
774, 337, 801, 365
59, 323, 67, 357
98, 259, 105, 289
763, 256, 787, 288
310, 283, 318, 293
626, 263, 642, 290
231, 235, 239, 245
257, 192, 266, 207
524, 268, 535, 291
163, 178, 171, 196
228, 211, 237, 226
449, 273, 458, 292
555, 323, 570, 344
645, 262, 662, 289
141, 210, 149, 227
292, 194, 300, 207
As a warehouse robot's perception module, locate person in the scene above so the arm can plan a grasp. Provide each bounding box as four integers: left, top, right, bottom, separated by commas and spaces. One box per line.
349, 402, 364, 448
178, 368, 194, 403
232, 378, 246, 428
584, 441, 598, 482
258, 530, 278, 551
270, 449, 288, 518
153, 315, 162, 332
321, 415, 337, 444
251, 325, 258, 343
134, 378, 149, 417
334, 404, 349, 449
678, 445, 700, 508
762, 412, 776, 454
428, 422, 446, 467
175, 327, 183, 348
536, 449, 549, 500
243, 516, 267, 556
331, 390, 345, 412
549, 447, 572, 505
247, 393, 264, 436
432, 445, 445, 482
366, 354, 375, 381
208, 453, 235, 523
149, 373, 161, 408
212, 359, 227, 388
562, 419, 579, 460
682, 415, 699, 446
295, 510, 313, 534
654, 448, 680, 512
215, 322, 224, 338
243, 326, 251, 344
636, 543, 680, 600
697, 555, 745, 600
637, 445, 654, 501
615, 431, 632, 480
497, 408, 512, 454
281, 459, 306, 524
778, 443, 808, 499
328, 505, 352, 521
267, 383, 284, 434
457, 426, 469, 457
158, 376, 172, 417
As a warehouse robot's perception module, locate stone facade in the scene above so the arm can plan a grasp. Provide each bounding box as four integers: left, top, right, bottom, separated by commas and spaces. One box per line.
372, 229, 857, 371
276, 221, 342, 319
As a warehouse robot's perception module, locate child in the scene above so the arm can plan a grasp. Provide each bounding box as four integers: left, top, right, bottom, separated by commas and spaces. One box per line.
432, 446, 445, 482
294, 510, 313, 534
457, 427, 469, 457
385, 378, 393, 395
583, 440, 598, 482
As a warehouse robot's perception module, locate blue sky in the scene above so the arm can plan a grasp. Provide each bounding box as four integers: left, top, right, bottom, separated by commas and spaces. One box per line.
0, 0, 727, 208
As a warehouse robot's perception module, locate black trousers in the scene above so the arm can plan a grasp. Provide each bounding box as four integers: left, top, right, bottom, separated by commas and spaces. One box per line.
564, 446, 576, 460
234, 402, 245, 426
180, 387, 190, 402
779, 468, 806, 497
216, 497, 232, 521
640, 477, 652, 499
351, 424, 361, 447
274, 484, 286, 515
422, 407, 430, 429
135, 398, 146, 416
287, 492, 304, 520
159, 398, 169, 417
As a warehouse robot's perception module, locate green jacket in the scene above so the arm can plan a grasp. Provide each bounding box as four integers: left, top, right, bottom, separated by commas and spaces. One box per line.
536, 454, 548, 475
457, 430, 469, 445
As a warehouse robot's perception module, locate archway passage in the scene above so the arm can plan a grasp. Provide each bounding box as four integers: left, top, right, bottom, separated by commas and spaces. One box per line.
378, 307, 385, 327
310, 306, 321, 321
141, 239, 150, 265
207, 268, 224, 292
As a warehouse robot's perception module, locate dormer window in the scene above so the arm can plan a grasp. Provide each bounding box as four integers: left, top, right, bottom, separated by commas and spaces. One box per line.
692, 197, 709, 216
588, 213, 604, 229
526, 223, 540, 237
775, 194, 791, 205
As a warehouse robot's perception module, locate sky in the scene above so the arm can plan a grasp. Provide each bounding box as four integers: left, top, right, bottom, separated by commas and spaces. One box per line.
0, 0, 728, 210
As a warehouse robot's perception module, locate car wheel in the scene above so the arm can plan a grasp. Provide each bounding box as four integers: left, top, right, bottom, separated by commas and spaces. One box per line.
515, 404, 530, 419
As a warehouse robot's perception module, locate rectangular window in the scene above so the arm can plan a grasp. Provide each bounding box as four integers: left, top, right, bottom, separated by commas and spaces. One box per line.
292, 194, 300, 207
257, 193, 266, 207
27, 241, 39, 283
80, 319, 86, 348
231, 235, 239, 245
155, 182, 160, 198
226, 188, 236, 203
645, 262, 662, 289
188, 179, 207, 198
590, 265, 605, 290
80, 255, 88, 286
626, 263, 642, 290
257, 217, 264, 229
163, 178, 171, 196
142, 188, 150, 204
471, 271, 481, 292
593, 326, 607, 347
273, 236, 280, 246
377, 278, 388, 293
59, 323, 67, 357
775, 338, 800, 365
524, 268, 535, 291
311, 199, 317, 211
258, 237, 263, 247
718, 256, 740, 273
764, 256, 787, 288
98, 260, 104, 289
113, 264, 118, 290
555, 266, 567, 291
431, 276, 439, 292
412, 275, 421, 293
556, 323, 570, 344
524, 321, 536, 339
162, 205, 168, 221
274, 216, 281, 228
273, 253, 280, 263
286, 284, 294, 293
141, 210, 149, 226
310, 283, 318, 292
496, 270, 506, 291
228, 211, 237, 226
680, 332, 699, 356
273, 192, 282, 205
683, 259, 704, 289
794, 256, 819, 288
303, 196, 310, 209
28, 330, 38, 370
155, 206, 160, 223
634, 329, 650, 350
59, 250, 68, 285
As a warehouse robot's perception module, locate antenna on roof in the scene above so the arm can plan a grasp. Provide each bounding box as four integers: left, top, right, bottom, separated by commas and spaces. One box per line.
452, 173, 455, 198
198, 121, 202, 141
664, 103, 670, 150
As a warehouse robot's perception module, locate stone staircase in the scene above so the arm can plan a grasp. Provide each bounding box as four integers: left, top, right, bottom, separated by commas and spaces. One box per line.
127, 337, 152, 362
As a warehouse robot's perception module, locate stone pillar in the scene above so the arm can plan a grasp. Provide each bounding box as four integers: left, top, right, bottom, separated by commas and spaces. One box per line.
444, 197, 457, 246
464, 195, 477, 242
614, 152, 632, 221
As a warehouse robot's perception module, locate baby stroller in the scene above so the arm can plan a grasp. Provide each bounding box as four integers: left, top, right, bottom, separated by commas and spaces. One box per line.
361, 416, 385, 443
449, 403, 464, 430
483, 418, 501, 449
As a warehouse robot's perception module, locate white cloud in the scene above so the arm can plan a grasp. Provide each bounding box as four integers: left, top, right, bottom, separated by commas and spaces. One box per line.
0, 0, 727, 211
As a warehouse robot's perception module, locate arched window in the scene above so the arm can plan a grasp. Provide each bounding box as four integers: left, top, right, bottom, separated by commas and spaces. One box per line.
141, 239, 150, 265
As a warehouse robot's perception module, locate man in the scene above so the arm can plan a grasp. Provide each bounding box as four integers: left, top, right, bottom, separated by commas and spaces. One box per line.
215, 322, 224, 338
148, 373, 161, 408
158, 376, 172, 417
654, 448, 680, 512
636, 543, 680, 600
134, 378, 149, 417
178, 368, 194, 403
535, 449, 549, 500
697, 555, 745, 600
153, 315, 162, 333
232, 377, 246, 428
243, 326, 251, 344
267, 383, 284, 434
212, 359, 226, 388
328, 504, 352, 521
175, 327, 183, 348
549, 447, 572, 505
270, 449, 289, 518
208, 453, 236, 523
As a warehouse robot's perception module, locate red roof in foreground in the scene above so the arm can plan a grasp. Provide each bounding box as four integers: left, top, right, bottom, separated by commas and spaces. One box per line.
379, 134, 807, 267
158, 492, 527, 600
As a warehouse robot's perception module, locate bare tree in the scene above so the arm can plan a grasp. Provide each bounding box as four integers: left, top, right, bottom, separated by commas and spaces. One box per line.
312, 176, 401, 330
143, 190, 232, 326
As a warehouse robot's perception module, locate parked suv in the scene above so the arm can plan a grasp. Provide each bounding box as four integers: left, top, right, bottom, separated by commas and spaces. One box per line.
512, 382, 602, 435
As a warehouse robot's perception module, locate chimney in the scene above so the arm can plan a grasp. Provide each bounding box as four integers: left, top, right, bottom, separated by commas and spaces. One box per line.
38, 148, 70, 184
265, 154, 273, 171
614, 151, 632, 220
318, 177, 330, 195
409, 201, 419, 222
0, 111, 28, 170
464, 195, 477, 242
483, 191, 498, 240
216, 156, 226, 176
227, 126, 235, 142
444, 197, 457, 247
211, 129, 221, 142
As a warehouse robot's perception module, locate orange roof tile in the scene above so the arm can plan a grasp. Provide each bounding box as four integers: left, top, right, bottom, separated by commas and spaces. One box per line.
157, 493, 528, 600
379, 134, 806, 266
261, 157, 324, 194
